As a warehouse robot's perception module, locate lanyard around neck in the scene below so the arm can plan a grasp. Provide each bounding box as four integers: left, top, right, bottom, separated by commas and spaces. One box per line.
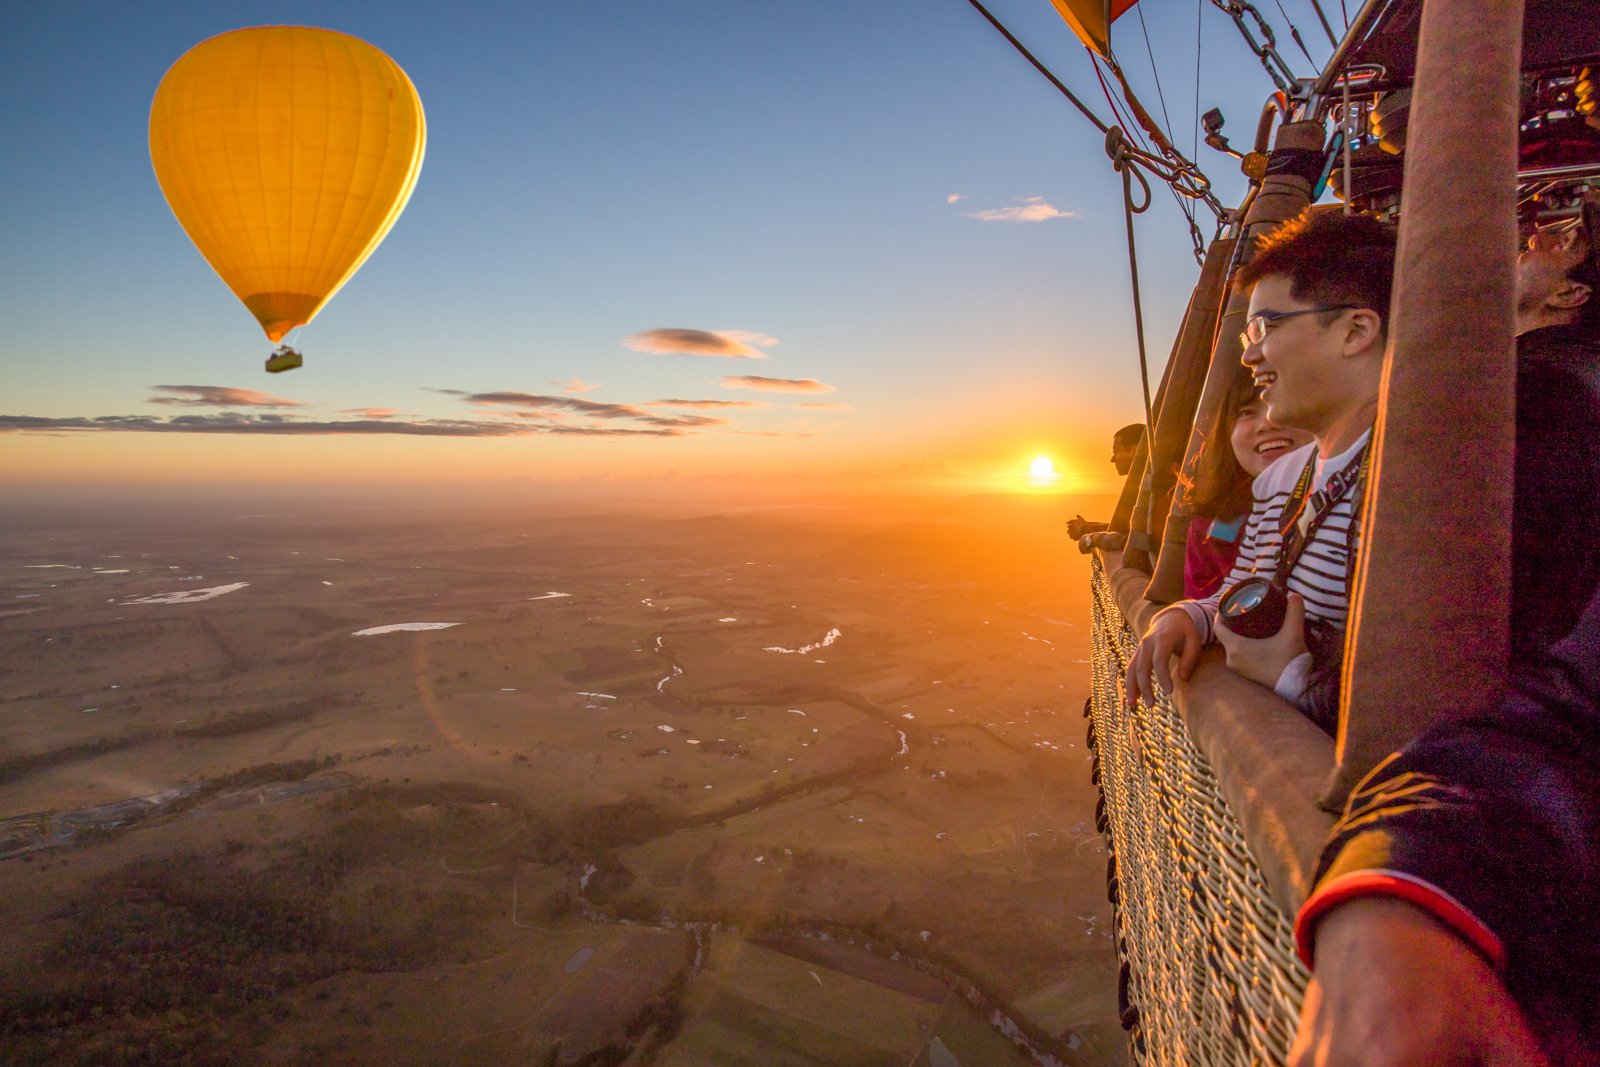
1276, 441, 1372, 581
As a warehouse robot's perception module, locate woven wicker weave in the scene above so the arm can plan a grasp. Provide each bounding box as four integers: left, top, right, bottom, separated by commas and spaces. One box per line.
1090, 556, 1309, 1064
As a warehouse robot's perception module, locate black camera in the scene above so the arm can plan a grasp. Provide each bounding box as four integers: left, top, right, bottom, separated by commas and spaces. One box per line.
1217, 576, 1288, 638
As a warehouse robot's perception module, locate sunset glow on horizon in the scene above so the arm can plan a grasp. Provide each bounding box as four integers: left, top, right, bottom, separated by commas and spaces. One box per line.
2, 2, 1276, 500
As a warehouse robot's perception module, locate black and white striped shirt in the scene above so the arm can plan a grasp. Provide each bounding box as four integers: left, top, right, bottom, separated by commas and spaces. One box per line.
1175, 430, 1371, 647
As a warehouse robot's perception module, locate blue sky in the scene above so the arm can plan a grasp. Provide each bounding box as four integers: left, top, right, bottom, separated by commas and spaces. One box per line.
0, 0, 1344, 490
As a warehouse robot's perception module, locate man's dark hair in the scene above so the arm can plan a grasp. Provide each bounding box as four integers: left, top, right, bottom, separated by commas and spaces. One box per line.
1113, 424, 1145, 449
1236, 208, 1399, 324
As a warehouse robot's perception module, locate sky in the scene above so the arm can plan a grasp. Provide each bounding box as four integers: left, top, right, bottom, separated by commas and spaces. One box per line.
0, 0, 1348, 497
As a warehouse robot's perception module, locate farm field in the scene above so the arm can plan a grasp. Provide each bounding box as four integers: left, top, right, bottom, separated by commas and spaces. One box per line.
0, 489, 1126, 1065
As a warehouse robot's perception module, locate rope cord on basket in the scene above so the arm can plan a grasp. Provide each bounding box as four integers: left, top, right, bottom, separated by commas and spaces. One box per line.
1108, 128, 1157, 449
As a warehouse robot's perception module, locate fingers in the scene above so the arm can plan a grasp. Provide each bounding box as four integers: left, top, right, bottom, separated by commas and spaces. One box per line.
1176, 629, 1201, 682
1285, 591, 1307, 627
1153, 641, 1176, 696
1125, 615, 1201, 708
1123, 645, 1148, 708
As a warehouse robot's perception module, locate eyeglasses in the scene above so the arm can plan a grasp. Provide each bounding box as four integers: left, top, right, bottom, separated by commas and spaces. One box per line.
1239, 305, 1355, 348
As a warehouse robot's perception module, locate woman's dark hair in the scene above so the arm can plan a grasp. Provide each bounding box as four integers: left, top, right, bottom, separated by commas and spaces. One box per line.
1182, 367, 1258, 521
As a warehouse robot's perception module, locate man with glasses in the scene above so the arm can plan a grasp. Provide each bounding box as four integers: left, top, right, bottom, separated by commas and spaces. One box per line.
1124, 209, 1397, 729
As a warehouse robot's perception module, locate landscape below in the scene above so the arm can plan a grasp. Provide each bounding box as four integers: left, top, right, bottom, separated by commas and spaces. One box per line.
0, 489, 1124, 1066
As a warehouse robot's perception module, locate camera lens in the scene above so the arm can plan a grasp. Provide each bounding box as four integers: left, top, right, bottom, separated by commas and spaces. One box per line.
1218, 577, 1288, 638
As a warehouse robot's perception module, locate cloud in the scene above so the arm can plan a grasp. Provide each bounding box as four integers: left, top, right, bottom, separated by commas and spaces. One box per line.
540, 425, 687, 437
793, 402, 852, 411
0, 414, 527, 437
338, 407, 401, 419
962, 195, 1077, 223
946, 193, 967, 204
148, 385, 304, 408
622, 328, 778, 359
0, 413, 711, 439
646, 398, 769, 410
556, 378, 601, 393
720, 375, 836, 394
463, 392, 648, 419
638, 413, 730, 429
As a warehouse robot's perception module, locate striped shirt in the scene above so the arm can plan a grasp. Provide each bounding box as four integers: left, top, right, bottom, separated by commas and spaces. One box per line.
1176, 430, 1371, 647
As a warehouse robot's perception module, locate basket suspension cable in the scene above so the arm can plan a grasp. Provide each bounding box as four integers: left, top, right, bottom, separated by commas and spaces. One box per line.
1131, 3, 1211, 259
964, 0, 1223, 234
1194, 0, 1205, 161
962, 0, 1110, 134
1091, 50, 1198, 243
1134, 7, 1179, 151
1108, 128, 1158, 449
1306, 0, 1341, 48
1093, 51, 1225, 217
1093, 51, 1212, 264
1271, 0, 1319, 68
1206, 0, 1298, 93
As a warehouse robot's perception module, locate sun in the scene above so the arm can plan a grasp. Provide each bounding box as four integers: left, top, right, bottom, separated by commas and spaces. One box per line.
1028, 455, 1056, 478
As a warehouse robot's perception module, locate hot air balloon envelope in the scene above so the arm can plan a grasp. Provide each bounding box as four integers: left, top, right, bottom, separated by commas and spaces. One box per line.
149, 26, 426, 345
1048, 0, 1141, 57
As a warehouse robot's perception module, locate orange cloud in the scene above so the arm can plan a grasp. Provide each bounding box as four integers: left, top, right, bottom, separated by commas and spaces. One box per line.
557, 378, 601, 393
148, 385, 303, 408
720, 375, 836, 394
338, 407, 401, 419
962, 195, 1077, 223
646, 398, 769, 409
623, 328, 777, 359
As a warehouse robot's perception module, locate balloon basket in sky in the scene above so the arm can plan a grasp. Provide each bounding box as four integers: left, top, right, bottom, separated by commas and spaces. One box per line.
148, 26, 427, 373
265, 344, 304, 374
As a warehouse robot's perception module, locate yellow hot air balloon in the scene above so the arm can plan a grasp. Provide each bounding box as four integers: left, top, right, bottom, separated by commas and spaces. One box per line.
149, 26, 426, 372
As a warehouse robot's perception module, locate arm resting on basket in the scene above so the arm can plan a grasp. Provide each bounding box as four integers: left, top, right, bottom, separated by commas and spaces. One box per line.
1288, 897, 1549, 1067
1292, 586, 1600, 1063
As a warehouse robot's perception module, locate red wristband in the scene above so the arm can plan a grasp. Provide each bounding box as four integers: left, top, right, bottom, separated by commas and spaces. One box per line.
1295, 870, 1507, 971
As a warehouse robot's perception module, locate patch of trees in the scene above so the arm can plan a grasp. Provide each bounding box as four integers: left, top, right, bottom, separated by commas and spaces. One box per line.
0, 732, 155, 786
0, 790, 507, 1064
172, 696, 342, 739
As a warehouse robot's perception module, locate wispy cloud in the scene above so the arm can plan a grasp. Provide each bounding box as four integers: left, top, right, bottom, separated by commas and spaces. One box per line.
148, 385, 304, 408
720, 375, 836, 394
793, 401, 852, 411
962, 195, 1077, 223
0, 414, 528, 437
539, 425, 687, 437
556, 378, 601, 393
646, 398, 769, 410
946, 193, 967, 205
338, 407, 401, 419
623, 328, 777, 359
463, 392, 647, 419
0, 413, 712, 439
456, 390, 731, 430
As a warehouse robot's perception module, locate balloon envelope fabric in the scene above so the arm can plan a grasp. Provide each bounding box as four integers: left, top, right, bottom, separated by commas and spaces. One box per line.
149, 26, 426, 342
